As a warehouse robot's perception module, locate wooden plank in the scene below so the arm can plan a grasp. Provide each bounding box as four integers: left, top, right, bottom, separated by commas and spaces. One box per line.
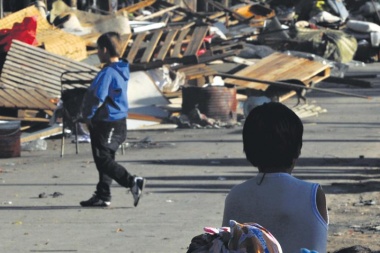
0, 115, 50, 123
18, 110, 41, 118
81, 32, 102, 47
2, 63, 62, 90
0, 89, 18, 107
302, 69, 331, 86
176, 64, 217, 81
204, 0, 247, 21
116, 0, 156, 14
127, 32, 148, 63
140, 30, 164, 63
120, 33, 133, 58
2, 78, 59, 96
181, 22, 196, 30
176, 64, 206, 71
171, 28, 190, 57
0, 89, 56, 110
156, 29, 179, 60
3, 89, 35, 108
4, 59, 62, 83
28, 90, 57, 110
0, 71, 59, 95
21, 124, 62, 143
0, 40, 99, 97
7, 51, 86, 80
11, 41, 98, 76
6, 49, 79, 80
129, 113, 163, 123
184, 26, 209, 56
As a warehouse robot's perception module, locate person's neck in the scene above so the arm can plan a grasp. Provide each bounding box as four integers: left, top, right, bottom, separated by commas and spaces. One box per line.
258, 167, 293, 174
108, 57, 119, 63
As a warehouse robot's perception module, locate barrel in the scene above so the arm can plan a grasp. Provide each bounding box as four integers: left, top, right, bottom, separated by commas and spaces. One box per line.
182, 86, 237, 124
0, 121, 21, 158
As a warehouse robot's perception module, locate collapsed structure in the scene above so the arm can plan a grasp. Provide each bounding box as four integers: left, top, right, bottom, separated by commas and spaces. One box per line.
0, 0, 377, 150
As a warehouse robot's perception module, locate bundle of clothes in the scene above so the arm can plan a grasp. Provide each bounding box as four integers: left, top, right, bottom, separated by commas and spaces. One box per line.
187, 220, 283, 253
186, 220, 373, 253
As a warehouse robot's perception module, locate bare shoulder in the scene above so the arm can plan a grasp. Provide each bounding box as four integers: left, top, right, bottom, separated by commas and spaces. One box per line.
316, 185, 328, 223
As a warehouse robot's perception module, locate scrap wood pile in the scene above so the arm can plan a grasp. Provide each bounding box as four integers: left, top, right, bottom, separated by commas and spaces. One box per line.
0, 0, 376, 144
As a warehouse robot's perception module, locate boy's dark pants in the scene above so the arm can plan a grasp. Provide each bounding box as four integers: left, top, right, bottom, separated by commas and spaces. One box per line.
88, 118, 134, 202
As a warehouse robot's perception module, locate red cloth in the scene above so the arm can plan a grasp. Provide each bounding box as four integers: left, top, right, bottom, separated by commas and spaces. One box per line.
0, 16, 38, 52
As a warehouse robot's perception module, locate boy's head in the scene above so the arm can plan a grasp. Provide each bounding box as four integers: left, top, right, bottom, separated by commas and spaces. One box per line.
97, 32, 122, 62
243, 102, 303, 171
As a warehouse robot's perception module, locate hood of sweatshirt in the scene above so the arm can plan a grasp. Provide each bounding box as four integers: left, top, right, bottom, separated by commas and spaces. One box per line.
108, 60, 130, 81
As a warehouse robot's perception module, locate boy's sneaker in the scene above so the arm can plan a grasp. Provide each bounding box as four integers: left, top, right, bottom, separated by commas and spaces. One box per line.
131, 177, 146, 207
80, 195, 110, 207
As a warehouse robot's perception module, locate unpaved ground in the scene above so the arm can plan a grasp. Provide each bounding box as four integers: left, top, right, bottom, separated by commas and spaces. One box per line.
1, 63, 380, 253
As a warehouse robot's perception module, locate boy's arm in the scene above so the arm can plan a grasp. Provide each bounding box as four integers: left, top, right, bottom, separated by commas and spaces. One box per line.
316, 185, 328, 224
81, 71, 111, 121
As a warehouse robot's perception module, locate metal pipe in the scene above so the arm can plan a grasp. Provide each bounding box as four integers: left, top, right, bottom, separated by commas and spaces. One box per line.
217, 73, 372, 100
0, 0, 3, 19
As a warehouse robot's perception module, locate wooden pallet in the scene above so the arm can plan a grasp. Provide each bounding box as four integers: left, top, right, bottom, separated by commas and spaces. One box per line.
224, 52, 331, 90
176, 64, 217, 86
0, 88, 56, 110
0, 88, 56, 124
0, 40, 99, 97
124, 25, 210, 69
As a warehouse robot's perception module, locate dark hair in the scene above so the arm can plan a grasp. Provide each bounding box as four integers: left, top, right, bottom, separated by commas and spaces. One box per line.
97, 32, 122, 57
243, 102, 303, 170
334, 245, 372, 253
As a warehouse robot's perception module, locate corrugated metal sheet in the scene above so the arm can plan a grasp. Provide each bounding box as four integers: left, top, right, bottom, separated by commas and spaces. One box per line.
0, 40, 99, 98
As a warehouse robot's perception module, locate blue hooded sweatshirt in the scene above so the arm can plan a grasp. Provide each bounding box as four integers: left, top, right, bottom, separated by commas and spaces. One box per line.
82, 60, 129, 122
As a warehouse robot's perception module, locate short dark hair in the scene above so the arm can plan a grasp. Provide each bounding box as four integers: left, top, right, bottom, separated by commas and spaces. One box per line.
97, 31, 122, 57
243, 102, 303, 169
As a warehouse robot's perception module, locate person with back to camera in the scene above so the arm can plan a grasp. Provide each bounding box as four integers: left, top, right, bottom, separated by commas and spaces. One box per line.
222, 102, 329, 253
80, 31, 146, 208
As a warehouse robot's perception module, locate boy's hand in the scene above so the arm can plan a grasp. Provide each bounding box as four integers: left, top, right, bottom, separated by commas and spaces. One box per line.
84, 118, 92, 128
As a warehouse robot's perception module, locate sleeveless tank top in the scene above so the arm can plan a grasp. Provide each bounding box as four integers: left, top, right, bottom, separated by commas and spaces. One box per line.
222, 173, 328, 253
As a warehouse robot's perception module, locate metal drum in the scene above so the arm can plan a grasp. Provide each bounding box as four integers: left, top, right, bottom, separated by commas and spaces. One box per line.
182, 86, 237, 124
0, 121, 21, 158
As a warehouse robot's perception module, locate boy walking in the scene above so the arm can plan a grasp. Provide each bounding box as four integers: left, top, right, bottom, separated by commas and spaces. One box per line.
80, 31, 145, 207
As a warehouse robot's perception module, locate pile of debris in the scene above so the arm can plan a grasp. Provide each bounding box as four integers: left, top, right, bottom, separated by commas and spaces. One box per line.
0, 0, 376, 145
